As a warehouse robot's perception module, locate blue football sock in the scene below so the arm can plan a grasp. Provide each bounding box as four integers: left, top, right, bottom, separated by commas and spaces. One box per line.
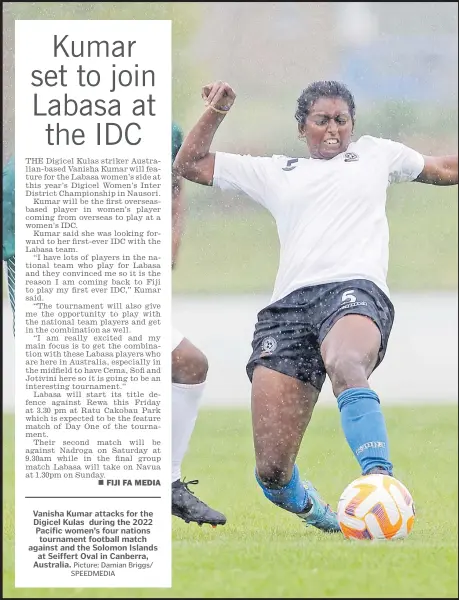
255, 464, 309, 513
337, 387, 393, 475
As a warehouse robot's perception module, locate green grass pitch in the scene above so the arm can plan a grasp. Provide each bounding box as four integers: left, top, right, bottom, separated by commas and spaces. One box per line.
3, 405, 458, 598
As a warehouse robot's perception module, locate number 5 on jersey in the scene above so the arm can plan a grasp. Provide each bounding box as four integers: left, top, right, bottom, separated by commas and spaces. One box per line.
341, 290, 356, 303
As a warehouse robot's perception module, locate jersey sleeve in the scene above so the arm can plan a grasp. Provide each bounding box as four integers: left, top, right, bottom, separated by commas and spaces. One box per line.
213, 151, 280, 210
3, 158, 15, 261
377, 138, 425, 184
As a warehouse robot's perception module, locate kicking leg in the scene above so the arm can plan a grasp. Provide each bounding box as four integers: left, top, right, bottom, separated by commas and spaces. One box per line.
321, 314, 393, 476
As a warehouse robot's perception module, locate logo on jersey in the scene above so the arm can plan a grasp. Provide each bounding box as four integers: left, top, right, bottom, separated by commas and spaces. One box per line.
282, 158, 299, 171
344, 152, 359, 162
260, 336, 278, 355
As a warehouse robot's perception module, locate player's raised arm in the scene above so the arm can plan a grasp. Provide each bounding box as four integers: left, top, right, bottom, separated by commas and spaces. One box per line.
415, 155, 458, 186
173, 81, 236, 186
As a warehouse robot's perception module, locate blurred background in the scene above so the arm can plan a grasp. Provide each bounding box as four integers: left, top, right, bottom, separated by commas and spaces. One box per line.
2, 2, 458, 407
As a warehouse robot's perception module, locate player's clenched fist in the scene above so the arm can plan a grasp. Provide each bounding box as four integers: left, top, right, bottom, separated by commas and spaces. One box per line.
202, 81, 236, 112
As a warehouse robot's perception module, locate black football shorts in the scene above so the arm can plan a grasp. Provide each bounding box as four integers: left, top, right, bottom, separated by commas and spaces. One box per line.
246, 279, 395, 391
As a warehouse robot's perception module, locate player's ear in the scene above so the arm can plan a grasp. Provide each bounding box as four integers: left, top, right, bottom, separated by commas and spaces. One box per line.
298, 122, 306, 140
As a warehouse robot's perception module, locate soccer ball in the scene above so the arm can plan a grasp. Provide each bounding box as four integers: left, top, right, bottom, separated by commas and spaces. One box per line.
337, 474, 415, 541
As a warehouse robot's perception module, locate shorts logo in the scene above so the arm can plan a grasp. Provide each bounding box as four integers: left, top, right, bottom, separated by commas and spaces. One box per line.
344, 152, 359, 162
260, 336, 277, 355
338, 289, 368, 311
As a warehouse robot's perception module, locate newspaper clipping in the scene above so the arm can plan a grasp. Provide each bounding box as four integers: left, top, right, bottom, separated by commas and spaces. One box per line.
14, 19, 172, 588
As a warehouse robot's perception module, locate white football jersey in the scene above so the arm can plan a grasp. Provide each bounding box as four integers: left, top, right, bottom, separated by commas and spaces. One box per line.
213, 135, 424, 302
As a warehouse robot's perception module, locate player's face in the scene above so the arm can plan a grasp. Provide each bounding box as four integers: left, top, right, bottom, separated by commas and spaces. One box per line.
299, 97, 353, 159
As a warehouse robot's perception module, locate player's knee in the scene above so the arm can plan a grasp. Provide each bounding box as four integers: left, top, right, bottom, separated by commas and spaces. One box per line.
191, 348, 209, 382
256, 464, 290, 488
172, 345, 208, 384
324, 351, 368, 397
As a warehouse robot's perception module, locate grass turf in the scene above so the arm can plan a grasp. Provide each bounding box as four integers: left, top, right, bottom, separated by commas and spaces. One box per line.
3, 405, 458, 598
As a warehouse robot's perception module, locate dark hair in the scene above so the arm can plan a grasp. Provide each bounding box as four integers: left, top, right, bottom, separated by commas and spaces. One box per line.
295, 81, 356, 126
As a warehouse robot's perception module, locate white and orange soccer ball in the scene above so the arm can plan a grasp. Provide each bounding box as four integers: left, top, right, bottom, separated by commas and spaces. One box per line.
337, 474, 415, 541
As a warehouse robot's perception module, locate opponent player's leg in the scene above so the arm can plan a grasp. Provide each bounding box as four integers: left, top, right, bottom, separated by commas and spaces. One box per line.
320, 314, 393, 476
171, 335, 208, 484
250, 363, 339, 533
171, 332, 226, 526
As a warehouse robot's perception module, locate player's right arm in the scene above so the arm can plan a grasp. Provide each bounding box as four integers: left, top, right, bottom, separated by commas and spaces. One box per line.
173, 81, 236, 186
